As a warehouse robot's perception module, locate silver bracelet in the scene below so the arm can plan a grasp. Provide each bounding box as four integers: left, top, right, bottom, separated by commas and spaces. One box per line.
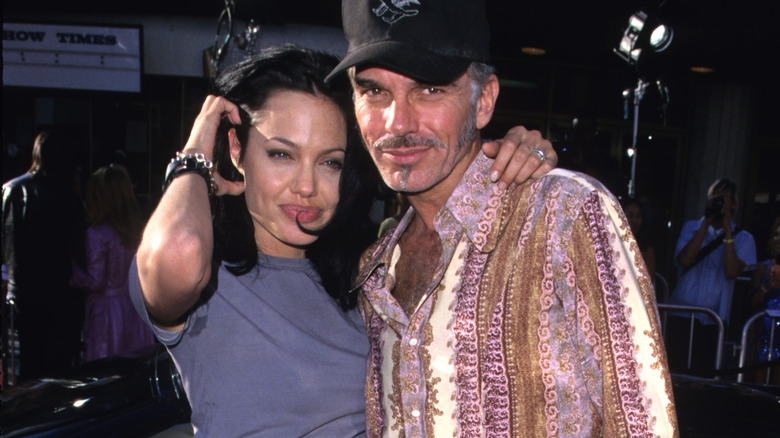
163, 152, 217, 195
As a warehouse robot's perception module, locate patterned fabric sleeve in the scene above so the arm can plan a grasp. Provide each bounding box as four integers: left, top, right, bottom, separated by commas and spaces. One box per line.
573, 188, 678, 437
503, 171, 678, 437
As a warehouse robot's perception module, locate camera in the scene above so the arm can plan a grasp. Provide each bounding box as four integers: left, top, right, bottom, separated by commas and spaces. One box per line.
705, 196, 725, 222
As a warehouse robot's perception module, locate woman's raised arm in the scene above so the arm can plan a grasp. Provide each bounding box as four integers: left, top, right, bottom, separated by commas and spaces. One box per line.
136, 96, 243, 328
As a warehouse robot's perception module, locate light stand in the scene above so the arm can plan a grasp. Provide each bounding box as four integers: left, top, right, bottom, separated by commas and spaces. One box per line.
628, 79, 648, 198
613, 8, 673, 199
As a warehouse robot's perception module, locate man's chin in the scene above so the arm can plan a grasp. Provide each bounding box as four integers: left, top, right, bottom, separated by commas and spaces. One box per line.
384, 177, 435, 195
380, 169, 425, 193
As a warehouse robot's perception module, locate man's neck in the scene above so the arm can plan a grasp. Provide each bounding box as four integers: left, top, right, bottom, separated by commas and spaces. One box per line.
405, 143, 481, 230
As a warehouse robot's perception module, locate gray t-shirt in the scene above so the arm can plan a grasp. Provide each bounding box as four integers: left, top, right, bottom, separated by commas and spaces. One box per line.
129, 253, 368, 437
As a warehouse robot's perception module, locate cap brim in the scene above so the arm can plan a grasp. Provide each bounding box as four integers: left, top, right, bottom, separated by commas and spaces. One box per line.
326, 41, 471, 84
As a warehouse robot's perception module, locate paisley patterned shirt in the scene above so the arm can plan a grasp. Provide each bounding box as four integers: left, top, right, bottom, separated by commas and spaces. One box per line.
354, 153, 678, 437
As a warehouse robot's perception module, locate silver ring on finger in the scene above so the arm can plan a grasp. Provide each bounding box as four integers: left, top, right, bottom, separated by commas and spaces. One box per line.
532, 147, 546, 164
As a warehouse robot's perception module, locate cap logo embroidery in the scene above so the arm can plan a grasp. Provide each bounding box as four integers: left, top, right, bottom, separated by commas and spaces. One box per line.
372, 0, 420, 24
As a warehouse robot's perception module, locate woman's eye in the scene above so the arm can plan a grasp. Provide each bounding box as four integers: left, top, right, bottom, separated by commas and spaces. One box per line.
323, 158, 344, 170
268, 150, 291, 160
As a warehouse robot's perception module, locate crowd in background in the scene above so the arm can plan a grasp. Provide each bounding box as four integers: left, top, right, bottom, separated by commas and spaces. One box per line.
1, 129, 155, 387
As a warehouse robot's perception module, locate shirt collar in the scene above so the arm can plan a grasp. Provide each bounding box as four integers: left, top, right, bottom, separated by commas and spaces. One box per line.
436, 151, 506, 252
351, 210, 415, 293
351, 152, 506, 292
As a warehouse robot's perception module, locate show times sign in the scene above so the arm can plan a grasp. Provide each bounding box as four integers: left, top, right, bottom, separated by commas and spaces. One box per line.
4, 28, 119, 46
3, 22, 142, 92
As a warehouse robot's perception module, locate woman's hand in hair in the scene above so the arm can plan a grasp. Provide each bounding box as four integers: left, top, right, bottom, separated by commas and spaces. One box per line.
482, 126, 557, 191
182, 95, 245, 196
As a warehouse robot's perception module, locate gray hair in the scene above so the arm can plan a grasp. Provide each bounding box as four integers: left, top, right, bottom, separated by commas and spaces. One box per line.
466, 62, 496, 105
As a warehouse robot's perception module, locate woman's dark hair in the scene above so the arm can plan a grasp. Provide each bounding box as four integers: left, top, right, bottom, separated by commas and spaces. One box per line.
211, 45, 380, 310
29, 129, 78, 179
622, 196, 654, 252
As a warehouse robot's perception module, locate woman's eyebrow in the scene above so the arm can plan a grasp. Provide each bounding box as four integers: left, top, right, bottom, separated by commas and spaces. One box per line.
267, 137, 345, 155
267, 136, 298, 148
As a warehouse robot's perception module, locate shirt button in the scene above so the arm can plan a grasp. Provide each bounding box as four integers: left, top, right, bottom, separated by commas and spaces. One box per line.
411, 409, 421, 417
409, 338, 418, 346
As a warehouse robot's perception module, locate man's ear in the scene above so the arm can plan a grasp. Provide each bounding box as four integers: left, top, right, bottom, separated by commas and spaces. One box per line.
475, 74, 499, 130
228, 128, 244, 175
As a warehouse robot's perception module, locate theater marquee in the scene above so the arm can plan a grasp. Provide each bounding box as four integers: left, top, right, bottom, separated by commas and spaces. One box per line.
3, 22, 142, 92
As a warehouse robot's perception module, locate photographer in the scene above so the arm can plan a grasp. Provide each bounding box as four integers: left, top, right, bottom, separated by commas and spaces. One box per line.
667, 178, 756, 375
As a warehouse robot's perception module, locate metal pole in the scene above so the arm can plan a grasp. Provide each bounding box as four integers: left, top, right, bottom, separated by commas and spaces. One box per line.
738, 311, 766, 383
628, 78, 647, 198
658, 303, 725, 376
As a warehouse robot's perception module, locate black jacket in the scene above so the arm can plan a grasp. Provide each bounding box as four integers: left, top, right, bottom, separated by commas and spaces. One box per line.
2, 171, 84, 306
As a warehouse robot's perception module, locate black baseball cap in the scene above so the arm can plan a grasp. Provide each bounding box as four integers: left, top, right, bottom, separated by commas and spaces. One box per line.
326, 0, 491, 84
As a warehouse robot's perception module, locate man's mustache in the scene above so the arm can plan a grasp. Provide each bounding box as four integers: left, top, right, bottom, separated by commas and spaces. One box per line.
372, 135, 444, 151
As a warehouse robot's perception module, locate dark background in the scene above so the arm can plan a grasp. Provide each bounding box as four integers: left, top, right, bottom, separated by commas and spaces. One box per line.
4, 0, 780, 282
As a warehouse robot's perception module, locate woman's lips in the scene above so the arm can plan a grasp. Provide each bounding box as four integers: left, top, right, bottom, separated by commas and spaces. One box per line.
281, 205, 322, 223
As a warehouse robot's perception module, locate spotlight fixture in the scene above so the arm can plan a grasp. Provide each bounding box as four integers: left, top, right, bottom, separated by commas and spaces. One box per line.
649, 24, 673, 52
613, 10, 673, 66
613, 7, 673, 198
614, 11, 647, 64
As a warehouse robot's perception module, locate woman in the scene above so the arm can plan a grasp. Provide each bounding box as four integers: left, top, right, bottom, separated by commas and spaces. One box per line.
131, 45, 555, 436
623, 197, 657, 280
71, 165, 155, 362
750, 217, 780, 385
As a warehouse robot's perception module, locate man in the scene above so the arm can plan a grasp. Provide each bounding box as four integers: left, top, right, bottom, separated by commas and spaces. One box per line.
668, 178, 756, 374
2, 129, 86, 382
328, 0, 678, 436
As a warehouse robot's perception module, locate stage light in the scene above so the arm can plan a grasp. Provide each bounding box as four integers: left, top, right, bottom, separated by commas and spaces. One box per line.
613, 8, 673, 198
614, 11, 647, 64
650, 24, 673, 52
614, 10, 673, 66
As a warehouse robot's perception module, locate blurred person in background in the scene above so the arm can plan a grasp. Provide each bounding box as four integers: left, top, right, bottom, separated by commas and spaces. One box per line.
2, 129, 86, 381
71, 165, 154, 362
749, 217, 780, 385
668, 177, 756, 375
623, 197, 657, 280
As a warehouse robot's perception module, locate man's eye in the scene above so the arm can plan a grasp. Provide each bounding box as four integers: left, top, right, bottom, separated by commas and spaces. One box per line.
422, 87, 444, 95
363, 88, 383, 96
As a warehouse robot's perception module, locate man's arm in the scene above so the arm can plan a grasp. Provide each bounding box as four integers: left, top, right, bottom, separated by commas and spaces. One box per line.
572, 190, 678, 437
676, 218, 710, 268
2, 183, 24, 290
720, 205, 748, 279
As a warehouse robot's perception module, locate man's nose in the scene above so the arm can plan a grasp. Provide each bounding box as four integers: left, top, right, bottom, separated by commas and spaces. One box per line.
384, 99, 417, 136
